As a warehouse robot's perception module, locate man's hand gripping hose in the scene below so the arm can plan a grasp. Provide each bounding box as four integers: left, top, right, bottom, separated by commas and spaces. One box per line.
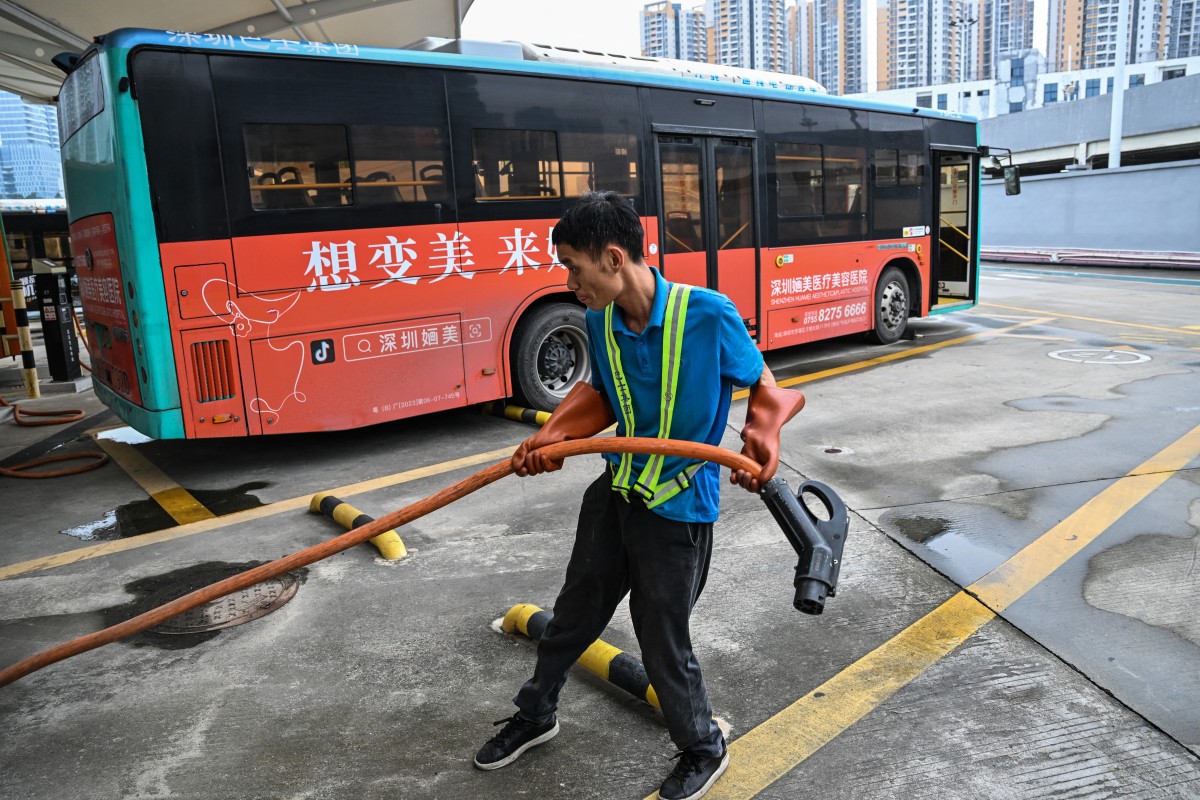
0, 437, 848, 689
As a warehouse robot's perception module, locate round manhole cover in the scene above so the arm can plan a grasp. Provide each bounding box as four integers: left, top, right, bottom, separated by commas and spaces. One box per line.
1048, 348, 1151, 364
146, 568, 301, 634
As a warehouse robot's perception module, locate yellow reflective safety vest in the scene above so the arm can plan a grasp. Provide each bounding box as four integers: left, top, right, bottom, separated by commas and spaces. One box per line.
604, 283, 704, 509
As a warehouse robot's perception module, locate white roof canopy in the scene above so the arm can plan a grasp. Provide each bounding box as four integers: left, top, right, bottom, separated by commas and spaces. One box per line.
0, 0, 476, 103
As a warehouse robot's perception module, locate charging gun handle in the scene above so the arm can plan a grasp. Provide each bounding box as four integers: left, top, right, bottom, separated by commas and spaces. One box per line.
759, 478, 850, 615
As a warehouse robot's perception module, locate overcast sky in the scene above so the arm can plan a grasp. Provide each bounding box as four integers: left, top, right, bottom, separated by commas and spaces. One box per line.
461, 0, 1050, 77
461, 0, 653, 54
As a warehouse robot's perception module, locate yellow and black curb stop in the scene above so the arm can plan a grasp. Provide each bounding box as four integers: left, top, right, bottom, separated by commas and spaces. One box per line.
482, 401, 551, 427
309, 493, 407, 561
502, 603, 660, 709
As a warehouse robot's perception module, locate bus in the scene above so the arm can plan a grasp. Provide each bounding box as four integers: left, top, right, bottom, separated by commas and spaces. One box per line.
57, 29, 983, 439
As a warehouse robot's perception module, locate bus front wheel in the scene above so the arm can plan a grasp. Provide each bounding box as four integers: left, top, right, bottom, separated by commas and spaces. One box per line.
868, 266, 910, 345
510, 303, 591, 412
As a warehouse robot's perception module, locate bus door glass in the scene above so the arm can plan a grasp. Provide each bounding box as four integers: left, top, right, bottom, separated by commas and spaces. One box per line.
933, 151, 978, 304
657, 135, 758, 333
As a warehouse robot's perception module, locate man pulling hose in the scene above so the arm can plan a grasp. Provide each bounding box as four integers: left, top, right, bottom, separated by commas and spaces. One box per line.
475, 192, 802, 800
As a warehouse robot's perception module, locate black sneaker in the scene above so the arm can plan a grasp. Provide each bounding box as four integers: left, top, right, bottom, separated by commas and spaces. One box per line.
473, 714, 560, 770
657, 747, 730, 800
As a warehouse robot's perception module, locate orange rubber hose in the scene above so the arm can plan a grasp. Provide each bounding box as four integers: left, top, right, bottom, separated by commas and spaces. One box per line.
0, 395, 86, 427
0, 397, 108, 478
0, 438, 761, 688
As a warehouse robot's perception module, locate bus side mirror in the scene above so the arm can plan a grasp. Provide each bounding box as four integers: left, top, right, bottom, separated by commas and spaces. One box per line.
1003, 165, 1021, 196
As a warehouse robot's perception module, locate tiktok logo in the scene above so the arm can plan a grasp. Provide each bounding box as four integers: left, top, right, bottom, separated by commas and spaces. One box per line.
311, 339, 336, 365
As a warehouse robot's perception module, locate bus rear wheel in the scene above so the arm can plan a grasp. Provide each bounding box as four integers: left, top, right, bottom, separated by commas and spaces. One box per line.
868, 266, 910, 344
510, 303, 591, 412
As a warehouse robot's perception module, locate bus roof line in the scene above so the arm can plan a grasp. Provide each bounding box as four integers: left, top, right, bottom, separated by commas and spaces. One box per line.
101, 28, 974, 123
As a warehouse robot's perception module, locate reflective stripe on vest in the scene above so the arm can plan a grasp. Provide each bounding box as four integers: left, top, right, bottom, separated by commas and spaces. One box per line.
604, 283, 702, 509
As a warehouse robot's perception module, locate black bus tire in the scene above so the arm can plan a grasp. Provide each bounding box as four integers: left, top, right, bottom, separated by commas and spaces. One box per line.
868, 266, 910, 344
510, 303, 591, 412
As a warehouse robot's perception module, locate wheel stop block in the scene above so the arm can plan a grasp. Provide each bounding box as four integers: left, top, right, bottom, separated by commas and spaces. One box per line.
482, 402, 551, 427
501, 603, 660, 709
310, 493, 407, 560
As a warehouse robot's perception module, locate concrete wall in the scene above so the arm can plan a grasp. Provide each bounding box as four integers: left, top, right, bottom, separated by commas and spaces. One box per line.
980, 73, 1200, 162
979, 159, 1200, 254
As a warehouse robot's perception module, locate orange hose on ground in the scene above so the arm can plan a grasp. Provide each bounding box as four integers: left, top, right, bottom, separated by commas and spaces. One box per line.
6, 399, 86, 426
0, 450, 109, 479
0, 437, 760, 688
0, 396, 107, 477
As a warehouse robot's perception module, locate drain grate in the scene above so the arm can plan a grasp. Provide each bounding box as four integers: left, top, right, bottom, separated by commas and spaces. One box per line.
145, 568, 301, 634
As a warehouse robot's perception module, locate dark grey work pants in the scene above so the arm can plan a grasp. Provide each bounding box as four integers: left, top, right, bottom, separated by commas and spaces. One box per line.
513, 470, 724, 757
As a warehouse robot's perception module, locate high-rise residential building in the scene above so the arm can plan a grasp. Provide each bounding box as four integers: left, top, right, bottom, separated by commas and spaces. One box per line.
879, 0, 922, 89
979, 0, 1034, 80
1050, 0, 1084, 70
875, 0, 961, 90
1084, 0, 1131, 66
1051, 0, 1172, 71
813, 0, 874, 92
682, 4, 709, 60
706, 0, 791, 72
642, 2, 708, 61
789, 0, 816, 77
1131, 0, 1170, 62
0, 92, 63, 199
1169, 0, 1200, 57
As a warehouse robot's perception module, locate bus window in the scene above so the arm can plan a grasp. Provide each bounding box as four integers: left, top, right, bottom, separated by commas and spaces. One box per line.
776, 143, 823, 217
875, 150, 924, 187
660, 144, 704, 254
875, 149, 899, 186
472, 129, 562, 200
774, 142, 865, 242
826, 145, 866, 214
351, 124, 448, 205
244, 123, 350, 210
900, 152, 924, 185
559, 132, 639, 197
716, 142, 753, 250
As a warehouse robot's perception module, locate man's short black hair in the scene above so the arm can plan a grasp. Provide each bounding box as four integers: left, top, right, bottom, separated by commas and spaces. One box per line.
551, 191, 644, 263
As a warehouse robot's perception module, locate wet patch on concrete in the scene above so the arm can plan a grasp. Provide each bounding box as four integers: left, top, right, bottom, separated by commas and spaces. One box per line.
60, 481, 271, 541
1083, 532, 1200, 648
892, 515, 953, 544
883, 507, 1018, 581
101, 561, 309, 651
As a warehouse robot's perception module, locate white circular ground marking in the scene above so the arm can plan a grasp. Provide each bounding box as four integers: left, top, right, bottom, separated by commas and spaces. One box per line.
1048, 349, 1151, 364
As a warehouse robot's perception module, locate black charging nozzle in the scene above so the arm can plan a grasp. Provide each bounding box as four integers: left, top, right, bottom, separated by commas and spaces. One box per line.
759, 478, 849, 615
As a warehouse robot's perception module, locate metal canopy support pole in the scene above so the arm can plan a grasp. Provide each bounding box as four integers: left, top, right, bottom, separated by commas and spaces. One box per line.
1108, 0, 1130, 170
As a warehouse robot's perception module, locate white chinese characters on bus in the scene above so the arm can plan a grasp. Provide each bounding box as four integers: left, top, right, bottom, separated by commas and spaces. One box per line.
304, 241, 360, 292
369, 235, 419, 288
499, 228, 541, 275
546, 227, 564, 271
770, 269, 868, 297
442, 324, 460, 344
380, 332, 397, 353
429, 232, 475, 282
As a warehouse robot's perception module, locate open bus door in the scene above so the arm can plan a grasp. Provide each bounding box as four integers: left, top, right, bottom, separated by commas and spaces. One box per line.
931, 148, 979, 308
655, 130, 759, 338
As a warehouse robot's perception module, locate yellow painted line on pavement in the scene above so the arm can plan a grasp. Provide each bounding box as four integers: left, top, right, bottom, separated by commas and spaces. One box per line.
689, 421, 1200, 800
982, 302, 1200, 338
0, 445, 516, 581
733, 316, 1054, 400
92, 436, 216, 525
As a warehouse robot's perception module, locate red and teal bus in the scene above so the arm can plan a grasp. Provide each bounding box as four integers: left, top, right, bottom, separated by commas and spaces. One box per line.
58, 29, 982, 439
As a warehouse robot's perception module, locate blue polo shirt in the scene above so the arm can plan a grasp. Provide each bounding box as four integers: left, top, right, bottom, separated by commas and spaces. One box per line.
587, 267, 764, 523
